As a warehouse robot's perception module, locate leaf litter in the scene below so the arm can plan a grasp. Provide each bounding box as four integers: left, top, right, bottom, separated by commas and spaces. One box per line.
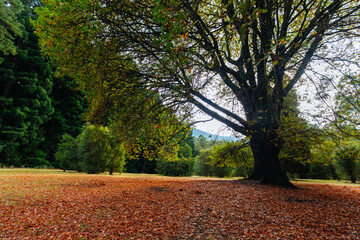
0, 175, 359, 239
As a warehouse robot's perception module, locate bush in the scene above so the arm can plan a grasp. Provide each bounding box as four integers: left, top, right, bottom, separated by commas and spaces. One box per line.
209, 142, 253, 178
156, 157, 194, 176
55, 133, 80, 171
194, 148, 237, 178
106, 134, 126, 175
212, 166, 234, 178
194, 149, 213, 177
77, 125, 109, 174
334, 146, 360, 183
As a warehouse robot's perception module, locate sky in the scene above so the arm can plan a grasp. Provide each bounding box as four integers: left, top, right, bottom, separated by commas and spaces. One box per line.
193, 112, 236, 137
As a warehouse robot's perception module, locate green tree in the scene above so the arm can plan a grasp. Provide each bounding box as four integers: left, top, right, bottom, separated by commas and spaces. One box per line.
42, 75, 87, 167
106, 131, 126, 175
194, 135, 212, 157
0, 0, 23, 63
55, 133, 80, 171
0, 1, 53, 166
156, 129, 195, 176
56, 125, 126, 174
34, 0, 360, 187
334, 75, 360, 134
194, 149, 213, 177
77, 124, 110, 174
334, 141, 360, 183
278, 90, 323, 178
156, 157, 194, 177
210, 141, 254, 177
310, 137, 338, 179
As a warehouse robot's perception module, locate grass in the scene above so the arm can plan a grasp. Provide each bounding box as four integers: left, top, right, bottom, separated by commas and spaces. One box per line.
0, 168, 68, 175
0, 168, 358, 186
293, 178, 359, 187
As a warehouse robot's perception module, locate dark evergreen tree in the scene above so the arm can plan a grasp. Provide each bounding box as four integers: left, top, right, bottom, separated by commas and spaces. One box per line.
42, 76, 86, 167
0, 1, 53, 166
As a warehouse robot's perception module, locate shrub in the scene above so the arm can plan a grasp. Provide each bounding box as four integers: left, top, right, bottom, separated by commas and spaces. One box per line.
210, 142, 254, 178
194, 149, 213, 177
334, 146, 360, 183
55, 133, 80, 171
156, 157, 194, 176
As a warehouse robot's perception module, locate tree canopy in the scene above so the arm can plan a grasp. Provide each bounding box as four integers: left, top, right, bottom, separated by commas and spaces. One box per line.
34, 0, 360, 186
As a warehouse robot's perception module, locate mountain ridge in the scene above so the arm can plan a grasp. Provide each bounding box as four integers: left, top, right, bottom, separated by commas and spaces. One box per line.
192, 129, 238, 141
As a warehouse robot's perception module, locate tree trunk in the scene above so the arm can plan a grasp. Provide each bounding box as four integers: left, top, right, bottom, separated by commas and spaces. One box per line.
350, 176, 356, 184
249, 129, 295, 188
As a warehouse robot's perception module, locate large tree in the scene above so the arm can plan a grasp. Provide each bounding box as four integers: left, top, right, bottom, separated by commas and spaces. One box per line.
41, 75, 87, 166
34, 0, 360, 187
0, 1, 53, 166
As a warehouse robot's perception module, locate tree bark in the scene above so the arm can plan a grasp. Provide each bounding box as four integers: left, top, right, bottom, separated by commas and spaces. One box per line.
249, 128, 295, 188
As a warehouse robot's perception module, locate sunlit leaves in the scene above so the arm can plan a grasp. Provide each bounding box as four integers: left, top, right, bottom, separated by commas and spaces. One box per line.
0, 0, 23, 62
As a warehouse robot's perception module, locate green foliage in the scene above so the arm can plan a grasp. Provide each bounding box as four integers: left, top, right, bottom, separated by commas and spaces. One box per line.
209, 141, 254, 177
55, 125, 126, 174
77, 125, 109, 174
34, 0, 360, 186
155, 129, 196, 176
194, 149, 213, 177
0, 0, 23, 63
193, 148, 234, 178
156, 157, 194, 177
279, 90, 321, 177
308, 138, 338, 180
334, 143, 360, 183
335, 75, 360, 131
193, 135, 212, 157
106, 132, 126, 175
212, 165, 235, 178
42, 75, 87, 167
55, 133, 80, 171
0, 2, 53, 166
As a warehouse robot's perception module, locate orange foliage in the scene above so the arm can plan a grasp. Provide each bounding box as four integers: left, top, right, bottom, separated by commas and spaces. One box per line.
0, 175, 359, 239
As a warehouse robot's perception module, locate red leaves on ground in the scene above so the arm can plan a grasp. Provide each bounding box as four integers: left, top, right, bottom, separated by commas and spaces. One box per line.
0, 175, 359, 239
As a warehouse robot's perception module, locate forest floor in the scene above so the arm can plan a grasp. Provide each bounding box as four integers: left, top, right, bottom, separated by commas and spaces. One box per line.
0, 169, 359, 239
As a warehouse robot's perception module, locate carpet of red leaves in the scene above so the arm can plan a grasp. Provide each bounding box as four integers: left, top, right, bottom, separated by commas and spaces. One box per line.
0, 174, 359, 239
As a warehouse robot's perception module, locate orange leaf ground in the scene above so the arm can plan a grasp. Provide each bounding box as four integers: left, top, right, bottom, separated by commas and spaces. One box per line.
0, 174, 359, 239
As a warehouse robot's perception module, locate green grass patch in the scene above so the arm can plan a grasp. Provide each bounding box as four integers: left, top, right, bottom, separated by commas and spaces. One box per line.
0, 168, 78, 175
294, 178, 359, 187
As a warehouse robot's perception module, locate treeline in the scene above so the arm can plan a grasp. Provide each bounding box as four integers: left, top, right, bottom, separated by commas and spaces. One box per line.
54, 119, 360, 184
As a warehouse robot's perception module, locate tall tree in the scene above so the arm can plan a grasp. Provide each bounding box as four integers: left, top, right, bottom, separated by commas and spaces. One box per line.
34, 0, 360, 187
42, 75, 87, 166
0, 1, 53, 166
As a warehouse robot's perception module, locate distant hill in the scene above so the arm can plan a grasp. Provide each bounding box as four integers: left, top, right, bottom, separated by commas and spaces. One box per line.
192, 129, 238, 142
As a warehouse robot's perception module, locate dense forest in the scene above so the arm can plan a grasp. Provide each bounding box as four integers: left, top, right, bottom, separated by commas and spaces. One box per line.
1, 0, 360, 185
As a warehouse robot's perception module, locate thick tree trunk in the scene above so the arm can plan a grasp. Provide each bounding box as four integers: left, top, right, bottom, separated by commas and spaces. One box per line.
249, 129, 295, 188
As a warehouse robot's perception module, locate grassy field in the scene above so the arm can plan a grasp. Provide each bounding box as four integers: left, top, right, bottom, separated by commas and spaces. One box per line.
0, 168, 358, 186
0, 168, 359, 239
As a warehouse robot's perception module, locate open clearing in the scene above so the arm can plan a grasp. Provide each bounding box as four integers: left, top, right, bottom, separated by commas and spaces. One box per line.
0, 170, 359, 239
